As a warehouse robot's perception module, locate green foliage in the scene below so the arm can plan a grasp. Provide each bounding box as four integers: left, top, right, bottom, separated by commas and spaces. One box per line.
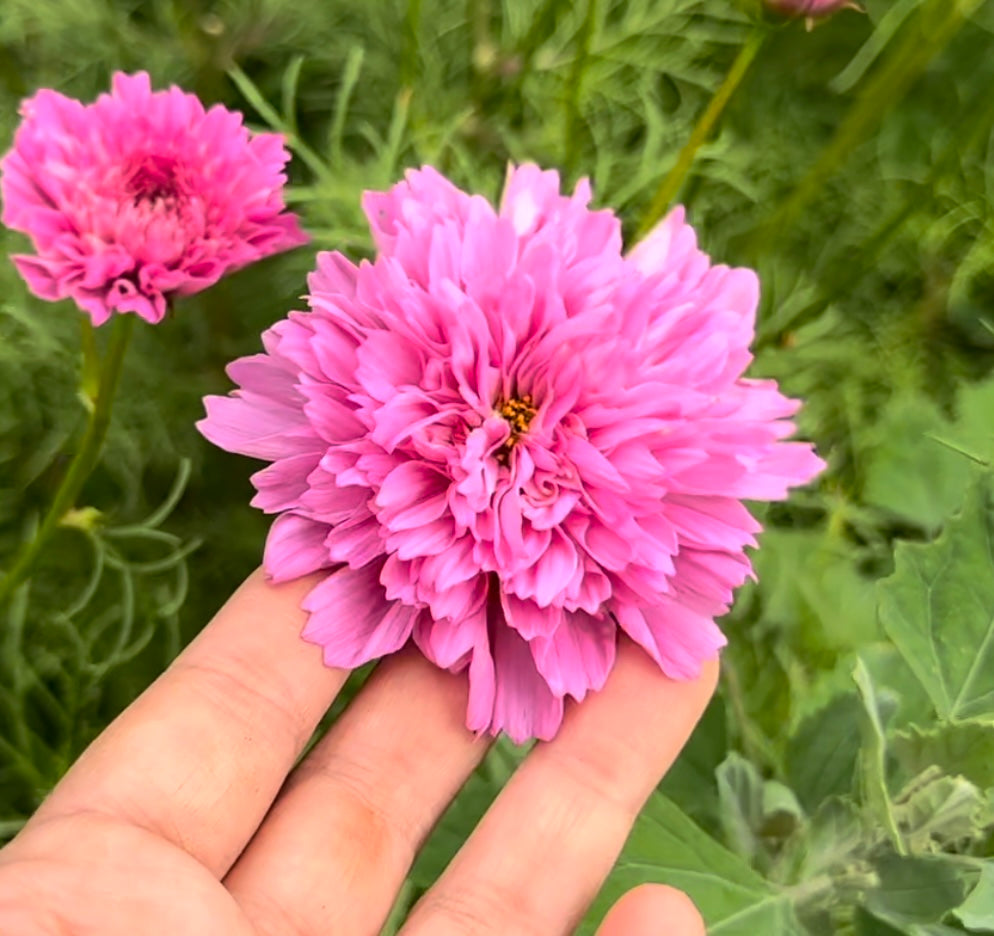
955, 863, 994, 933
582, 792, 806, 935
1, 0, 994, 932
894, 722, 994, 790
879, 474, 994, 722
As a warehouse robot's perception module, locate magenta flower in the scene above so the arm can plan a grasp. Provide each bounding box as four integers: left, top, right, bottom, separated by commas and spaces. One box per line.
0, 72, 307, 325
764, 0, 858, 19
199, 165, 824, 742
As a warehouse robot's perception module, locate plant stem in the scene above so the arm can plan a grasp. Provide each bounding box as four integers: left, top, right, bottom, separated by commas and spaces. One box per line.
636, 28, 766, 240
0, 315, 135, 605
721, 655, 780, 772
748, 0, 983, 257
79, 317, 100, 409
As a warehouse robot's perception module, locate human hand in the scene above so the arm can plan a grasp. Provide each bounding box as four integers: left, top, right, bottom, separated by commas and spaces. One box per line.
0, 570, 714, 935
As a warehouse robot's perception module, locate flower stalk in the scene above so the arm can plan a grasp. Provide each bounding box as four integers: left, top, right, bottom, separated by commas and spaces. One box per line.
636, 28, 767, 240
0, 314, 135, 605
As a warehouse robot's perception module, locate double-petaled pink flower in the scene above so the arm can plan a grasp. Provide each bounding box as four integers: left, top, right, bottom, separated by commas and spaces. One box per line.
0, 72, 307, 325
199, 165, 824, 742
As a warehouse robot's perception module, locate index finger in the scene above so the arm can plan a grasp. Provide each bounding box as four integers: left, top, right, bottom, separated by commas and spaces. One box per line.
24, 569, 347, 877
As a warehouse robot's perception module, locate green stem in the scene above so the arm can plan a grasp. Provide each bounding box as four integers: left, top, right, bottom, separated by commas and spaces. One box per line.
0, 315, 135, 606
754, 46, 994, 349
636, 28, 766, 240
721, 655, 780, 773
79, 317, 100, 409
748, 0, 983, 256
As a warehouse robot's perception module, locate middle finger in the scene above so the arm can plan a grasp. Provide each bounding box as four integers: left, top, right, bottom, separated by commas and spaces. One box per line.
225, 647, 488, 935
401, 641, 718, 936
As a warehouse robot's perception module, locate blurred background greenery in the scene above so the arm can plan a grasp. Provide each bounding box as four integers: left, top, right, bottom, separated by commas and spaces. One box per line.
2, 0, 994, 932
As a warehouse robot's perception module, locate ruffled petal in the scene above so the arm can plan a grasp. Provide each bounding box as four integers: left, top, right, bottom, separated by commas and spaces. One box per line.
613, 600, 726, 679
301, 561, 417, 668
466, 622, 564, 743
531, 609, 616, 700
263, 513, 332, 583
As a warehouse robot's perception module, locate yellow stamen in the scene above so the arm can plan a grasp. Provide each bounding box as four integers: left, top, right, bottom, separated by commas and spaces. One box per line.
496, 394, 537, 460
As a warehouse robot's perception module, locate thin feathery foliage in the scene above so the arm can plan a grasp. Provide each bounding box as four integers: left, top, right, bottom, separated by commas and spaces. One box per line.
2, 0, 994, 931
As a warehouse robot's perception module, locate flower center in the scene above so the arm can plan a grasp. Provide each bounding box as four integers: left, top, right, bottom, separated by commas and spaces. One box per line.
496, 394, 536, 460
125, 156, 180, 205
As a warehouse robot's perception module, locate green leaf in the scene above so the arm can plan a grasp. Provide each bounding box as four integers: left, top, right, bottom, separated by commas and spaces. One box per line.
751, 527, 879, 653
581, 793, 805, 935
953, 861, 994, 932
854, 658, 905, 855
328, 46, 365, 167
858, 644, 939, 731
894, 721, 994, 790
777, 797, 863, 885
877, 473, 994, 721
947, 377, 994, 467
864, 855, 978, 931
717, 752, 765, 865
892, 770, 987, 852
786, 691, 863, 813
856, 904, 965, 936
659, 694, 728, 832
855, 905, 906, 935
862, 393, 973, 531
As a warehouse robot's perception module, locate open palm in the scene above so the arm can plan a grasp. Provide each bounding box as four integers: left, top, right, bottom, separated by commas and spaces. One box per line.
0, 572, 712, 935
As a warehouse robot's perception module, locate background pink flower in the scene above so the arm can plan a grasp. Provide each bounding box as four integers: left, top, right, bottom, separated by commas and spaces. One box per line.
0, 72, 307, 325
764, 0, 856, 18
199, 165, 824, 743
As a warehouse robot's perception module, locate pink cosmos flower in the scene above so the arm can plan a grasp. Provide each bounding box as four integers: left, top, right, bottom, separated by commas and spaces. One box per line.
199, 165, 824, 743
764, 0, 858, 19
0, 72, 307, 325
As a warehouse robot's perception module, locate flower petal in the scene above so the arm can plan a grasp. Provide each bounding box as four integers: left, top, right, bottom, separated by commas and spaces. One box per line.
613, 600, 726, 679
531, 609, 616, 700
263, 513, 332, 583
301, 561, 417, 668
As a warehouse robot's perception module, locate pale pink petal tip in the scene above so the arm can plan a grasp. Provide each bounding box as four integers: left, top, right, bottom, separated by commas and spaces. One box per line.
199, 162, 825, 742
0, 71, 307, 325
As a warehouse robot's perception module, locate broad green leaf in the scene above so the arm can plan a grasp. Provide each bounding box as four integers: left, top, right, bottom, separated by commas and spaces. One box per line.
858, 644, 940, 730
659, 695, 728, 833
855, 906, 906, 935
786, 691, 863, 813
581, 793, 804, 935
894, 721, 994, 790
752, 527, 879, 653
864, 855, 979, 932
857, 904, 967, 936
862, 393, 973, 531
877, 474, 994, 721
947, 377, 994, 466
953, 861, 994, 932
